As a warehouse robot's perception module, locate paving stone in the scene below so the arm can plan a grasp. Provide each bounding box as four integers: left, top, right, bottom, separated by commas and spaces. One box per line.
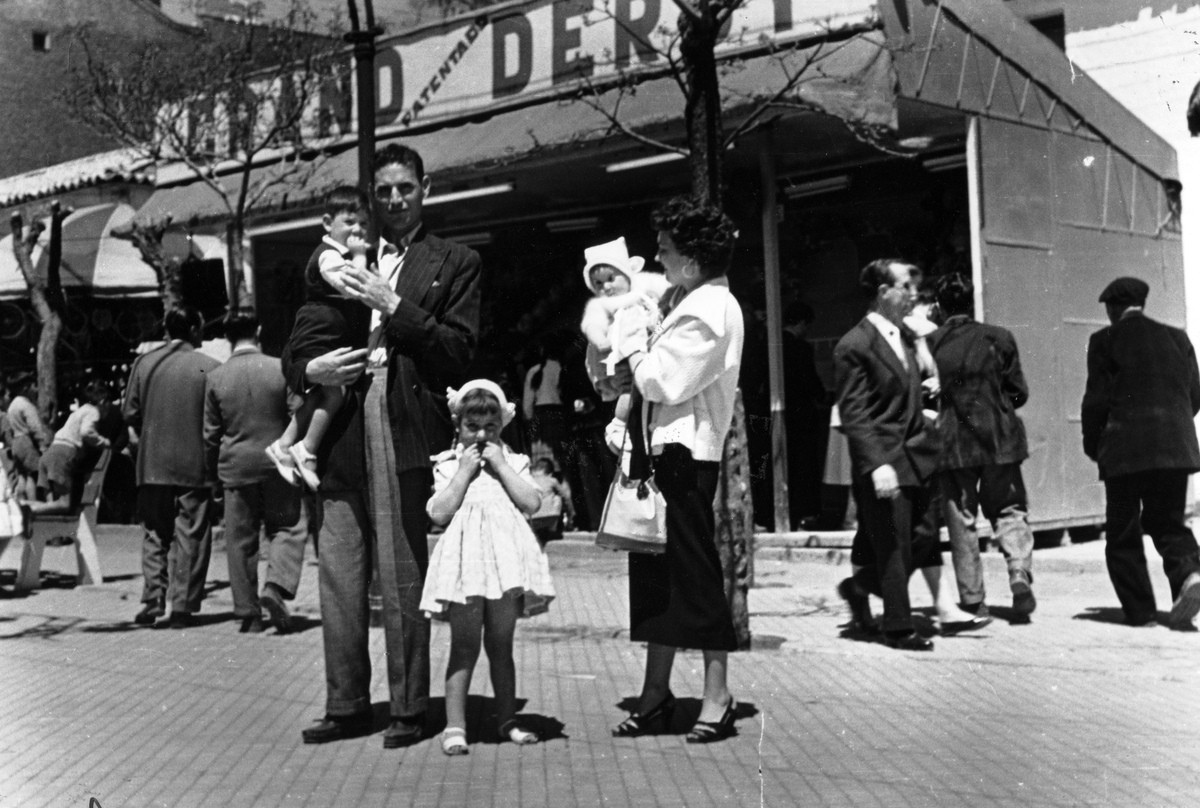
0, 530, 1197, 807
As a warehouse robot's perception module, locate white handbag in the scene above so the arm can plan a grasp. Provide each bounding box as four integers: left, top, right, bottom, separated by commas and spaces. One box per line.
595, 470, 667, 554
595, 398, 666, 554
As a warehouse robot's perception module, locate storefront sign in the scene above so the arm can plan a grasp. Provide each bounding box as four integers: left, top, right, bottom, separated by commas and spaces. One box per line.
316, 0, 876, 135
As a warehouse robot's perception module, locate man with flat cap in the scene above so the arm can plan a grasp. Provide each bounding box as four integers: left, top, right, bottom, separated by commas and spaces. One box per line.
1081, 277, 1200, 629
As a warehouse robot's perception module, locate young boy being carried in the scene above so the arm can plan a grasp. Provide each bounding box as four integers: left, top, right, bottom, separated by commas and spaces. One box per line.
270, 186, 375, 489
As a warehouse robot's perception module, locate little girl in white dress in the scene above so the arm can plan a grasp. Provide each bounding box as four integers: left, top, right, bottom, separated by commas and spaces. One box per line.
420, 379, 555, 755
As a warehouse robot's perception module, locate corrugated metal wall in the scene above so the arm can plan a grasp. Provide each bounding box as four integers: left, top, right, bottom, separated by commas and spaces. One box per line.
977, 118, 1183, 528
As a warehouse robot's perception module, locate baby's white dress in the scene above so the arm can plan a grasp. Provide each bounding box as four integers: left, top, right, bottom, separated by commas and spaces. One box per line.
419, 444, 556, 617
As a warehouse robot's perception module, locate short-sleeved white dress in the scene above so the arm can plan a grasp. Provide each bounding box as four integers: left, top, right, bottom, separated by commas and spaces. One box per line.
419, 444, 556, 617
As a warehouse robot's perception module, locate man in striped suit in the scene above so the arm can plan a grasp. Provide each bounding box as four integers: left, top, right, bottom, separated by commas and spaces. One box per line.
289, 144, 482, 748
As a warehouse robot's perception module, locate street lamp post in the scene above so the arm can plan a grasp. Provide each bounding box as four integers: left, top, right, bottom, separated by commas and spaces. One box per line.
345, 0, 384, 193
346, 0, 386, 623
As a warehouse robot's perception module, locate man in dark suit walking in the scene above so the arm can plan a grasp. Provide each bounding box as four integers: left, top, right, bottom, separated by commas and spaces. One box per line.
1081, 277, 1200, 629
125, 306, 219, 628
928, 274, 1037, 622
287, 143, 481, 747
204, 311, 307, 634
834, 259, 942, 651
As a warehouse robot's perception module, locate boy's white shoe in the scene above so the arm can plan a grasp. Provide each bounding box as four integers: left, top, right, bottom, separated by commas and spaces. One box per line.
265, 440, 299, 486
289, 443, 321, 490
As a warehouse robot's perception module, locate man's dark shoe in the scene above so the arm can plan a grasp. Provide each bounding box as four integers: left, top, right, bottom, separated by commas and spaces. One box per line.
134, 598, 166, 626
239, 615, 267, 634
883, 631, 934, 651
382, 714, 425, 749
1011, 579, 1037, 620
261, 586, 293, 634
159, 611, 192, 630
960, 601, 990, 620
837, 578, 879, 635
302, 713, 373, 744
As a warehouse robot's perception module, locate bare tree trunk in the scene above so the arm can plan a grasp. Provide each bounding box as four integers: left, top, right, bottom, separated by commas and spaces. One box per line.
227, 220, 249, 310
111, 219, 184, 311
677, 10, 752, 646
715, 391, 755, 649
680, 14, 724, 205
11, 205, 68, 425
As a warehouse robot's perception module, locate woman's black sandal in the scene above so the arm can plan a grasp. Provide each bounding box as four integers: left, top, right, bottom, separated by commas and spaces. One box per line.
612, 691, 676, 737
685, 697, 737, 744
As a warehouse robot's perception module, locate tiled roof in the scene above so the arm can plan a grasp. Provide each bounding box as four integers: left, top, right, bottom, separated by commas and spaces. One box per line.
0, 148, 157, 208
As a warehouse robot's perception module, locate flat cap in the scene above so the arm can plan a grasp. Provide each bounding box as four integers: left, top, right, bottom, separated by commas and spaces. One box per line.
1098, 277, 1149, 307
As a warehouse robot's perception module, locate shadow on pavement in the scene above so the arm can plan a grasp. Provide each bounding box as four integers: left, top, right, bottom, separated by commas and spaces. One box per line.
172, 611, 240, 628
281, 614, 321, 634
984, 604, 1034, 626
417, 696, 568, 745
1073, 606, 1162, 626
0, 615, 84, 640
612, 696, 760, 738
80, 621, 148, 634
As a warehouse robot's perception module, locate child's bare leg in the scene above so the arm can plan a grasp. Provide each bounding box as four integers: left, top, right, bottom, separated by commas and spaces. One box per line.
301, 384, 345, 454
483, 592, 522, 730
278, 393, 315, 451
445, 599, 485, 732
614, 392, 632, 423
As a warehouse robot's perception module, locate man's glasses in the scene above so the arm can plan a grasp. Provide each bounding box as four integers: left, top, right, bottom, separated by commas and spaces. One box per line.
373, 183, 418, 201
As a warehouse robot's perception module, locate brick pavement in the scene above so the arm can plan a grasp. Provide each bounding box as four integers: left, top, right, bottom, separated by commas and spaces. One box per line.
0, 530, 1197, 807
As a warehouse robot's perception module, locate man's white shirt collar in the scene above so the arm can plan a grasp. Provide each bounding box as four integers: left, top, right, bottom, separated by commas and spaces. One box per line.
866, 311, 908, 369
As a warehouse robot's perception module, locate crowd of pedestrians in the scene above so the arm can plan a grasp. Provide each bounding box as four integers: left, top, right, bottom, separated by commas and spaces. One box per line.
833, 262, 1200, 649
2, 140, 1199, 757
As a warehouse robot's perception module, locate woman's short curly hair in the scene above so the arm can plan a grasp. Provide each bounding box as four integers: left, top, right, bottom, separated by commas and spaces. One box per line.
650, 196, 738, 278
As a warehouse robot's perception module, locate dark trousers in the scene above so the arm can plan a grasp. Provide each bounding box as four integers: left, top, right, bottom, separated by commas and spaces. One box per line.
224, 477, 307, 618
138, 485, 212, 613
850, 479, 936, 633
318, 467, 431, 719
1104, 469, 1200, 623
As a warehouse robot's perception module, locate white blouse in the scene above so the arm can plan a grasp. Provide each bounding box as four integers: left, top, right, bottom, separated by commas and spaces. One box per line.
632, 277, 744, 462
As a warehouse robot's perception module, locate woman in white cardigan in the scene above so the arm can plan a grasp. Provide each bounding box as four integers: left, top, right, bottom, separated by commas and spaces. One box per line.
611, 197, 744, 744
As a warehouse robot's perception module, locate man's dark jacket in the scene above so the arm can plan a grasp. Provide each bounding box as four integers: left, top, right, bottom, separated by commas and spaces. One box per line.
927, 315, 1029, 470
283, 228, 481, 489
1081, 311, 1200, 480
123, 341, 220, 487
834, 317, 941, 486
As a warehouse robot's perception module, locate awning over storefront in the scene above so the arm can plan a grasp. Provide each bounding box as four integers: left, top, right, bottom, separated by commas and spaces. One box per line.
0, 203, 221, 300
137, 0, 1178, 230
0, 149, 157, 209
134, 31, 896, 227
886, 0, 1178, 182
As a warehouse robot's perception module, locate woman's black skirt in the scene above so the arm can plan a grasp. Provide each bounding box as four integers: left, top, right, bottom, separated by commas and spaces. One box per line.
628, 443, 737, 651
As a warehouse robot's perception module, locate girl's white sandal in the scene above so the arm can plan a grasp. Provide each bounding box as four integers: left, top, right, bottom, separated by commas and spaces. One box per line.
500, 719, 539, 745
441, 727, 469, 755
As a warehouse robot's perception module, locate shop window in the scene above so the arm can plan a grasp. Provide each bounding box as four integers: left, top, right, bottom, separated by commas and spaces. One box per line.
32, 31, 50, 52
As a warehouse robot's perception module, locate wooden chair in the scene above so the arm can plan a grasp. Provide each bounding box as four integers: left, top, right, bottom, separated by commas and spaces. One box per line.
15, 449, 111, 591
